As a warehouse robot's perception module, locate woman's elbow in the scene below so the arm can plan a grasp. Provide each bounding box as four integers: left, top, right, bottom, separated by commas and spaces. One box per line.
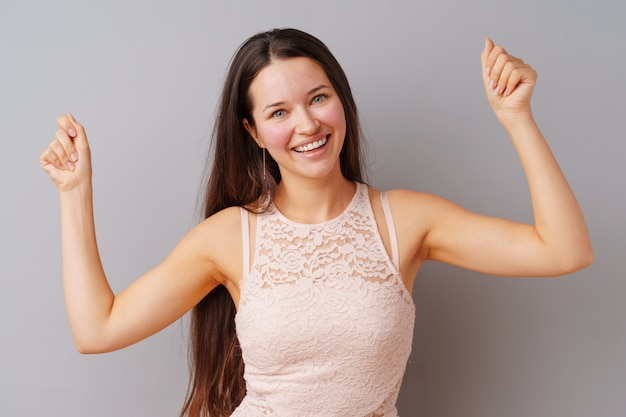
75, 340, 105, 354
576, 247, 594, 271
73, 334, 116, 354
557, 246, 594, 275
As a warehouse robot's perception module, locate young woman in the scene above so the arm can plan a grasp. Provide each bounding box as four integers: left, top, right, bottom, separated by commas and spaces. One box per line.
39, 28, 592, 417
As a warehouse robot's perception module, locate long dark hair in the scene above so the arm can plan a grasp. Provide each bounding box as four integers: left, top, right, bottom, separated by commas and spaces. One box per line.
180, 28, 366, 417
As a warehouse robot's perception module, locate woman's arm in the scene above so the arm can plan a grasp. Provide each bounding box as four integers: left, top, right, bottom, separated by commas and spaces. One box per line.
394, 39, 593, 278
39, 115, 230, 353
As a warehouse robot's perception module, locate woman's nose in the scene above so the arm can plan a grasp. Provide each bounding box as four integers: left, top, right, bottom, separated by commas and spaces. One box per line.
294, 108, 320, 135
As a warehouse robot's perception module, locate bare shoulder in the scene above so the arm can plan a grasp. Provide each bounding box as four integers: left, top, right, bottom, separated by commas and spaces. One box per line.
378, 188, 463, 223
179, 206, 245, 287
371, 187, 470, 266
366, 187, 456, 285
386, 188, 476, 238
368, 187, 437, 217
195, 206, 243, 235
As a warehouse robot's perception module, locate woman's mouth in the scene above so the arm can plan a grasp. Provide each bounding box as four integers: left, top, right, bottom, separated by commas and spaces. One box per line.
293, 136, 328, 153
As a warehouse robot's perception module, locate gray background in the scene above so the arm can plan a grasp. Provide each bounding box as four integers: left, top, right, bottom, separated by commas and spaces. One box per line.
1, 0, 624, 416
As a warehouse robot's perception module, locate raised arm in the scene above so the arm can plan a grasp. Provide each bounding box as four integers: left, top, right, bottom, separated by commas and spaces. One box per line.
392, 39, 593, 279
39, 115, 232, 353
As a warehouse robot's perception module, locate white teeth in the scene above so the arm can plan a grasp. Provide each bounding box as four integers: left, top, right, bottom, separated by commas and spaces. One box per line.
295, 137, 328, 153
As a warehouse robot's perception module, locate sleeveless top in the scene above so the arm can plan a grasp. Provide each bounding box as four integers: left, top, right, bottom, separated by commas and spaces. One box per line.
232, 183, 415, 416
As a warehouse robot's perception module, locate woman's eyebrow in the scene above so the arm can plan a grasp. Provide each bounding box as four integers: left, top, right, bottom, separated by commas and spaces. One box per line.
308, 84, 331, 95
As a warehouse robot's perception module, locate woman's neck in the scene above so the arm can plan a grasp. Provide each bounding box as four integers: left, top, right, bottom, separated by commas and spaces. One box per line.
274, 175, 357, 224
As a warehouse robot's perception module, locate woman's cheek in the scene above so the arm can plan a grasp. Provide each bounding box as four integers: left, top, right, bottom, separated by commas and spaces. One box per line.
260, 124, 293, 149
324, 102, 347, 131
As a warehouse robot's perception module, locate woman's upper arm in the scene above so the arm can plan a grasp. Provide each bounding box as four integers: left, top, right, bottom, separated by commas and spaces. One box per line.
391, 189, 572, 278
88, 207, 241, 353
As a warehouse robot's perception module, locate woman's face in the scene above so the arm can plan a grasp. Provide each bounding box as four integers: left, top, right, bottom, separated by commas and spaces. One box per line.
243, 57, 347, 183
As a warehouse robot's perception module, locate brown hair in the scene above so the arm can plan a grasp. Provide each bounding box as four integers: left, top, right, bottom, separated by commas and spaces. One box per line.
181, 28, 366, 417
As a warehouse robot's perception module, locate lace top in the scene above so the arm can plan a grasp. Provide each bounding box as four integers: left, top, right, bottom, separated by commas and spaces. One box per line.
232, 183, 415, 416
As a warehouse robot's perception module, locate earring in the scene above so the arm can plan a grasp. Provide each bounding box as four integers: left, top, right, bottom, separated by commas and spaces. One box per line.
263, 148, 266, 180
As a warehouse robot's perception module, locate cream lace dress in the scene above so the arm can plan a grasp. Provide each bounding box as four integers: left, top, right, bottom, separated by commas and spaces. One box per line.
232, 183, 415, 416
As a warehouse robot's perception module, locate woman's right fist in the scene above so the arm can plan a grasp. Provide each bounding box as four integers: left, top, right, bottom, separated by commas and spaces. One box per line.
39, 114, 92, 192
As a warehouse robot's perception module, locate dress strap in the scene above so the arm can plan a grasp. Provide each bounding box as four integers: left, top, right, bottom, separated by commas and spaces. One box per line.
379, 191, 400, 270
240, 207, 250, 279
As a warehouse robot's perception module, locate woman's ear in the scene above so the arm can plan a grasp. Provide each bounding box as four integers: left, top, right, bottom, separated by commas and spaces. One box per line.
243, 118, 263, 147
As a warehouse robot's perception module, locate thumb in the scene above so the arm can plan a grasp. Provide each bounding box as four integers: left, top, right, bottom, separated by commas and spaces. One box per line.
481, 37, 494, 78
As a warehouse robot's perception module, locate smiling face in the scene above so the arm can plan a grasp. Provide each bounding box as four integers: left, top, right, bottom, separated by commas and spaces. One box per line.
243, 57, 347, 184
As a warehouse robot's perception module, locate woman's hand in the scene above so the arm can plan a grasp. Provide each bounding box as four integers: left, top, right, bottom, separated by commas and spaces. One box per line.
39, 114, 92, 193
481, 38, 537, 123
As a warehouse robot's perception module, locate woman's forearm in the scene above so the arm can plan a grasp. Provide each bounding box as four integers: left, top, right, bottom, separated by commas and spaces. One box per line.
59, 184, 114, 352
504, 114, 593, 271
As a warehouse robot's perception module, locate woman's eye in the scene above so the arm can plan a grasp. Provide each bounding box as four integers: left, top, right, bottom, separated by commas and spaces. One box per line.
272, 110, 286, 118
312, 94, 326, 104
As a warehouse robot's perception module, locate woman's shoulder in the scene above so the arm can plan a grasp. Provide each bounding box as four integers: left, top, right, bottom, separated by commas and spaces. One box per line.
367, 186, 442, 207
367, 186, 462, 225
186, 206, 247, 285
194, 205, 247, 239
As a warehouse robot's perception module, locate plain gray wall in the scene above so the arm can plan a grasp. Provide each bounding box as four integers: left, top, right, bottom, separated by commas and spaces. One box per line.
1, 0, 624, 416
